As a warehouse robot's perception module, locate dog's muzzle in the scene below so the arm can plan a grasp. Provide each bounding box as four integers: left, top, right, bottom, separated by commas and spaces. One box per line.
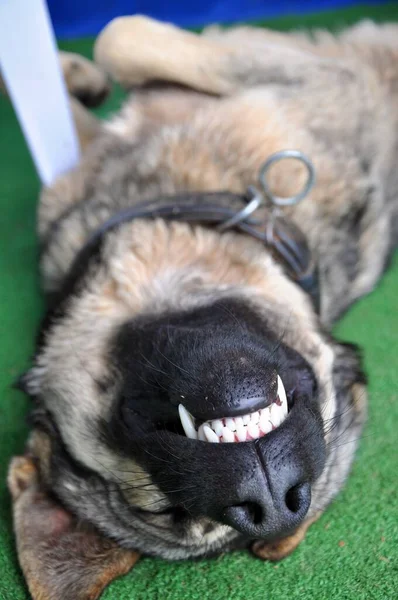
175, 386, 322, 538
119, 304, 327, 541
144, 391, 324, 539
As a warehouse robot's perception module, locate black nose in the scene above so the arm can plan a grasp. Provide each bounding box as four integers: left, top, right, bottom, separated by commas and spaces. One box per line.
215, 395, 323, 539
223, 482, 311, 537
143, 395, 325, 541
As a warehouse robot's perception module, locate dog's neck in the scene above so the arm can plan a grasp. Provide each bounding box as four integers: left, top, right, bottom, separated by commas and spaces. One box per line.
38, 108, 393, 328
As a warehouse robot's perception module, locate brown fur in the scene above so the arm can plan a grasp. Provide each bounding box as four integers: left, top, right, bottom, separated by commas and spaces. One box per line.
251, 514, 321, 561
8, 453, 139, 600
59, 52, 110, 106
39, 17, 398, 324
8, 15, 398, 599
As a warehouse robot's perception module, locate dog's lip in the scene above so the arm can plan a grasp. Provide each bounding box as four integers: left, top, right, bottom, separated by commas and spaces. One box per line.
178, 375, 288, 443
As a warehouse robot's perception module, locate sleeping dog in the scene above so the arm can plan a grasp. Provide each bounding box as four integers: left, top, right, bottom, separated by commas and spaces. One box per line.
7, 17, 398, 600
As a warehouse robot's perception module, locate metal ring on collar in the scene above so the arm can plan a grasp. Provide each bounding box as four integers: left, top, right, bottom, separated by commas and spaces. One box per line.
259, 150, 316, 207
217, 186, 264, 232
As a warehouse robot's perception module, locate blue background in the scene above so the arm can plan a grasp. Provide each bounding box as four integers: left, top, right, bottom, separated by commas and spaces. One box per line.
47, 1, 393, 39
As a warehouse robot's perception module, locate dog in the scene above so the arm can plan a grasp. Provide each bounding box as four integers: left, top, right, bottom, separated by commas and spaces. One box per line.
7, 16, 398, 600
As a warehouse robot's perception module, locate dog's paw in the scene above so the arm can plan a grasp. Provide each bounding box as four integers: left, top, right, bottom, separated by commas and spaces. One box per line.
60, 52, 110, 108
7, 455, 38, 501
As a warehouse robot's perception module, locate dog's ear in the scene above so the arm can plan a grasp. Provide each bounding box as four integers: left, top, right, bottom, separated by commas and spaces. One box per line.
8, 455, 139, 600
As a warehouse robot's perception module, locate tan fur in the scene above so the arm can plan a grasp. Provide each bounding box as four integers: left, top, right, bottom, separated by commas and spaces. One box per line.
37, 219, 335, 512
8, 455, 139, 600
94, 16, 236, 92
9, 15, 398, 597
40, 17, 398, 323
60, 52, 110, 102
70, 96, 101, 150
251, 513, 321, 561
34, 13, 396, 535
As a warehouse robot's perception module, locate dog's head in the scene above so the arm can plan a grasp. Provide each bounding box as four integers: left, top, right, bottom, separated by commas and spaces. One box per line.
19, 219, 367, 564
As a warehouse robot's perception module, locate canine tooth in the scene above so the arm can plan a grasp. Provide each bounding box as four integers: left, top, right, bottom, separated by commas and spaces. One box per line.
221, 427, 235, 443
225, 417, 236, 432
203, 425, 219, 443
212, 420, 224, 436
178, 404, 197, 439
242, 414, 251, 425
277, 375, 288, 411
247, 422, 260, 440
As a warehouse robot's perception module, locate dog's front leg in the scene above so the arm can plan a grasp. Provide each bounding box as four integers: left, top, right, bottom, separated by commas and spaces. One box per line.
94, 15, 321, 95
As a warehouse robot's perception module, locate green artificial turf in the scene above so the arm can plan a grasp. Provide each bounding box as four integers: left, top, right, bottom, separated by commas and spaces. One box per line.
1, 3, 398, 599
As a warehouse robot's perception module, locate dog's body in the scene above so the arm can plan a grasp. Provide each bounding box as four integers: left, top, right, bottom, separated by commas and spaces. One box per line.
8, 17, 398, 600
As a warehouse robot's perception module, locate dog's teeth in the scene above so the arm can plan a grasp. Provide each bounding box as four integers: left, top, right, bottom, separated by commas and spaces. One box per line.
212, 419, 224, 436
221, 427, 235, 443
178, 404, 197, 439
180, 375, 289, 443
247, 421, 260, 440
277, 375, 288, 411
269, 403, 280, 427
198, 425, 207, 441
251, 410, 260, 424
261, 418, 274, 435
225, 417, 236, 432
203, 425, 219, 443
236, 420, 247, 442
259, 408, 272, 433
234, 416, 243, 428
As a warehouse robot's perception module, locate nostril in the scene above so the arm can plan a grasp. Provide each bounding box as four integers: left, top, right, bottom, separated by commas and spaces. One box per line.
240, 501, 264, 525
285, 482, 311, 514
223, 500, 265, 532
222, 483, 311, 536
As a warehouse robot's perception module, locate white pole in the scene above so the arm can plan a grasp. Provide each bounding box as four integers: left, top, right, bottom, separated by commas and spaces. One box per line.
0, 0, 80, 186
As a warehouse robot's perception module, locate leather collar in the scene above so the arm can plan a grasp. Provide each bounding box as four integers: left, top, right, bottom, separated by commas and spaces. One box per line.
39, 152, 320, 346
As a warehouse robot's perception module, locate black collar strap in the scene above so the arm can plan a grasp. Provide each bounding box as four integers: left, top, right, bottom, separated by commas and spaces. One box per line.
81, 189, 319, 304
39, 152, 319, 346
